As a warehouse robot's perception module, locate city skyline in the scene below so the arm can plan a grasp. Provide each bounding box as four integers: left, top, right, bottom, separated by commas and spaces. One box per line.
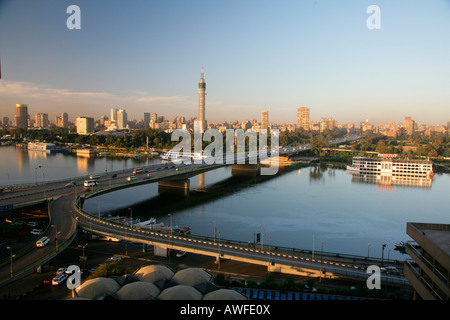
0, 1, 449, 125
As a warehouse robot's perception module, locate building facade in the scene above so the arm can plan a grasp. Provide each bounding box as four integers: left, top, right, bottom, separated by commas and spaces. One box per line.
404, 223, 449, 300
297, 107, 309, 130
76, 116, 94, 135
15, 104, 28, 129
117, 109, 127, 129
261, 110, 268, 130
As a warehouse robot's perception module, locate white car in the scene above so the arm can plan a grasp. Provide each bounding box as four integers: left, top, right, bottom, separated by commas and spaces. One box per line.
126, 176, 136, 181
52, 273, 68, 286
56, 267, 67, 275
30, 229, 43, 235
65, 181, 76, 187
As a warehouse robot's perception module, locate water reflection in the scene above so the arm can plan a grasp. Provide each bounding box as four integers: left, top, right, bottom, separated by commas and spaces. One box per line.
349, 172, 433, 189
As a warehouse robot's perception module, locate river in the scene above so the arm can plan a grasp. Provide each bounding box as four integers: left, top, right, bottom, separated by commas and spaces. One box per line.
2, 145, 449, 260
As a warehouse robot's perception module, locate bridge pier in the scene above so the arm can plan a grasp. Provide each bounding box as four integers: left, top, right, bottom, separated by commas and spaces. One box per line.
158, 179, 190, 196
231, 164, 260, 176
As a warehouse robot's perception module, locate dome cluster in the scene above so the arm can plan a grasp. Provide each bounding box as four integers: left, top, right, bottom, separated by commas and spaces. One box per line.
71, 265, 247, 300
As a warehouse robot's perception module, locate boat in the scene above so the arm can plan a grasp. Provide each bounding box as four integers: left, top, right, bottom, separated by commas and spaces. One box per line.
27, 142, 65, 154
161, 150, 207, 162
76, 149, 97, 157
346, 155, 434, 178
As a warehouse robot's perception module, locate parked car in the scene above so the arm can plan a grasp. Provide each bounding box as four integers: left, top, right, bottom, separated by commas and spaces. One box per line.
126, 176, 136, 181
27, 221, 38, 227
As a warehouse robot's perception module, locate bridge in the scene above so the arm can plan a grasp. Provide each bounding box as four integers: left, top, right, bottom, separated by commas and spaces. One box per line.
3, 134, 404, 290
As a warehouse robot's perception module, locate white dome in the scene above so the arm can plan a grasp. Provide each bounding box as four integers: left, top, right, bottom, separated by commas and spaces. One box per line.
115, 281, 160, 300
203, 289, 248, 300
171, 268, 213, 286
134, 265, 174, 282
158, 285, 203, 300
75, 277, 120, 299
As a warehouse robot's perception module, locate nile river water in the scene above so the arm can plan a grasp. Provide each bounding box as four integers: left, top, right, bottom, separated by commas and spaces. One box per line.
2, 145, 449, 260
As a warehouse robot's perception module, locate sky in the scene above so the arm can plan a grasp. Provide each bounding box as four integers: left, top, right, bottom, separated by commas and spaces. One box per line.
0, 0, 449, 126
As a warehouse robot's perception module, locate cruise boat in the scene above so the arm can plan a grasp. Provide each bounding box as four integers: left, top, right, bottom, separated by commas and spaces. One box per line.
161, 150, 207, 162
27, 142, 65, 154
346, 155, 434, 178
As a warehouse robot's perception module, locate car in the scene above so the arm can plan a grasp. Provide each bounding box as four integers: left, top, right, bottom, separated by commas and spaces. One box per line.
65, 181, 76, 187
111, 173, 117, 178
30, 229, 43, 235
385, 266, 400, 275
43, 274, 55, 284
52, 273, 68, 286
126, 176, 136, 181
36, 236, 50, 247
27, 221, 38, 227
56, 267, 67, 275
89, 174, 101, 179
176, 251, 186, 258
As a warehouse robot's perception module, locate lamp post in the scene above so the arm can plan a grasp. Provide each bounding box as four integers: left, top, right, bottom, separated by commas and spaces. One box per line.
218, 230, 221, 270
312, 235, 315, 260
368, 243, 371, 258
381, 243, 387, 266
320, 241, 324, 282
51, 225, 60, 251
261, 227, 264, 251
6, 246, 14, 279
268, 236, 271, 273
213, 220, 216, 244
128, 208, 133, 228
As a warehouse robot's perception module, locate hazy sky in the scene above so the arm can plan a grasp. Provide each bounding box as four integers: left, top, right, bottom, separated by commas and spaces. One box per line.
0, 0, 449, 125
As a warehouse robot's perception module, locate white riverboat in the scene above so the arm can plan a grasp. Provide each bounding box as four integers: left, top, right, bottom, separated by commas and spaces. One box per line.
346, 155, 434, 178
27, 142, 65, 154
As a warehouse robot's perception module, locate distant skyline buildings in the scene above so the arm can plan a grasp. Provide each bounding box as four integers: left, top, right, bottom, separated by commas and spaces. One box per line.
0, 2, 449, 126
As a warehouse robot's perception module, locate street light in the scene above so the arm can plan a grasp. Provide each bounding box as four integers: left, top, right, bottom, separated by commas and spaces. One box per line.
128, 208, 133, 228
6, 246, 14, 279
381, 243, 387, 266
213, 220, 216, 244
367, 243, 371, 258
312, 235, 315, 260
51, 225, 60, 251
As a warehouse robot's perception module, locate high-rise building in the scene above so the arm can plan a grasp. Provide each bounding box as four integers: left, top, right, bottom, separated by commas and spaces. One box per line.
117, 109, 127, 129
76, 116, 94, 135
35, 113, 49, 128
55, 112, 69, 128
297, 107, 310, 130
197, 68, 206, 133
111, 108, 118, 123
2, 117, 9, 127
144, 112, 150, 128
15, 104, 28, 129
320, 117, 336, 132
61, 112, 68, 128
261, 110, 269, 130
404, 116, 415, 136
